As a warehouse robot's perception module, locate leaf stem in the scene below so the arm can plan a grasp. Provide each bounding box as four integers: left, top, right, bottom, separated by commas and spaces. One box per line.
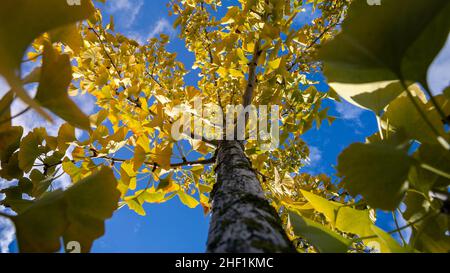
392, 211, 407, 246
420, 163, 450, 180
0, 107, 31, 125
400, 80, 447, 148
355, 212, 435, 242
424, 83, 449, 125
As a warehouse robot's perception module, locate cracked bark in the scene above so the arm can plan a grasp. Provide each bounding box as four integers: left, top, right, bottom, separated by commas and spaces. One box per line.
206, 140, 296, 253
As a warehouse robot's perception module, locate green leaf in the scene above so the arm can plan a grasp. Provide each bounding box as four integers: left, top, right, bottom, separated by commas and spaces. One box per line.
29, 169, 52, 198
18, 128, 47, 173
337, 142, 415, 210
384, 90, 446, 145
411, 214, 450, 253
299, 190, 398, 252
0, 0, 95, 119
318, 0, 450, 113
62, 159, 83, 183
0, 91, 14, 130
300, 190, 341, 225
409, 144, 450, 193
35, 42, 90, 130
444, 86, 450, 100
0, 152, 23, 180
289, 212, 351, 253
0, 126, 23, 163
370, 225, 408, 253
402, 191, 430, 222
57, 123, 76, 153
13, 166, 119, 253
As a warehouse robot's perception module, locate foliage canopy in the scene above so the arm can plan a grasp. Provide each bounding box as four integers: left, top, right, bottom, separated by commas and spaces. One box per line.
0, 0, 449, 253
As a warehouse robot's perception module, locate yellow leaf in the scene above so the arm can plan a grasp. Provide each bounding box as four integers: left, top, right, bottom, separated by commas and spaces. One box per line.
139, 190, 165, 204
216, 67, 229, 77
268, 58, 282, 70
120, 162, 137, 190
199, 183, 213, 193
18, 128, 46, 173
126, 199, 146, 216
246, 42, 255, 53
57, 123, 76, 153
236, 48, 247, 63
50, 24, 83, 53
300, 189, 341, 225
14, 167, 119, 253
177, 191, 199, 209
35, 42, 90, 130
229, 68, 244, 78
153, 143, 172, 170
0, 0, 95, 120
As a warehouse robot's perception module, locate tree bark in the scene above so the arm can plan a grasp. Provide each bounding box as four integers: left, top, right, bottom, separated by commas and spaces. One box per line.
206, 140, 296, 253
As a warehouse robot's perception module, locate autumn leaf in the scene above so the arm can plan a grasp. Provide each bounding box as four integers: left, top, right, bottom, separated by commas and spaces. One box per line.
35, 42, 90, 130
13, 167, 119, 253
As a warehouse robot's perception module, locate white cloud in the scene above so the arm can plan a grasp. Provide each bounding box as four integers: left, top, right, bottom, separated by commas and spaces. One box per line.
107, 0, 144, 28
305, 146, 322, 167
334, 100, 365, 125
428, 34, 450, 95
0, 189, 16, 254
0, 213, 15, 253
148, 18, 176, 39
11, 92, 95, 136
129, 18, 177, 45
0, 75, 96, 136
0, 76, 9, 98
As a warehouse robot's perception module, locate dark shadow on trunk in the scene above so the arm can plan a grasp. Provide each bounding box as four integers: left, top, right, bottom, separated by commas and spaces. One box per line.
206, 140, 296, 253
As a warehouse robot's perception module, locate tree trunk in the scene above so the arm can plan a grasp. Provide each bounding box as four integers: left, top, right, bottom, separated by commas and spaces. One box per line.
206, 140, 296, 253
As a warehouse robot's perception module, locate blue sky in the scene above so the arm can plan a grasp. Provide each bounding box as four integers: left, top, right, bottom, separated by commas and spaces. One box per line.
1, 0, 450, 253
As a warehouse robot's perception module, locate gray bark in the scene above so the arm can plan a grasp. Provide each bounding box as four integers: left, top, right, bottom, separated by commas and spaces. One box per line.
206, 140, 296, 253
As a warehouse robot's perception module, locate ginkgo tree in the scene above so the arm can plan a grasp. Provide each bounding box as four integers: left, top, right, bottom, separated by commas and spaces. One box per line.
0, 0, 448, 253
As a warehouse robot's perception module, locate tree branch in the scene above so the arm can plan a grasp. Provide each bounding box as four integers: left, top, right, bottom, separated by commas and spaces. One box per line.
0, 107, 31, 126
243, 39, 261, 108
88, 27, 142, 108
287, 21, 340, 72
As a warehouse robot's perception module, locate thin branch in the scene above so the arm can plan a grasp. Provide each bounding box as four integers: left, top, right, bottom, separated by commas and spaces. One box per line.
169, 157, 216, 168
200, 1, 225, 123
420, 163, 450, 179
392, 211, 407, 246
88, 27, 142, 108
0, 107, 31, 125
0, 92, 15, 119
424, 83, 449, 125
22, 53, 42, 63
287, 21, 340, 72
243, 39, 261, 108
88, 149, 216, 169
89, 27, 122, 79
400, 79, 449, 149
356, 212, 437, 242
